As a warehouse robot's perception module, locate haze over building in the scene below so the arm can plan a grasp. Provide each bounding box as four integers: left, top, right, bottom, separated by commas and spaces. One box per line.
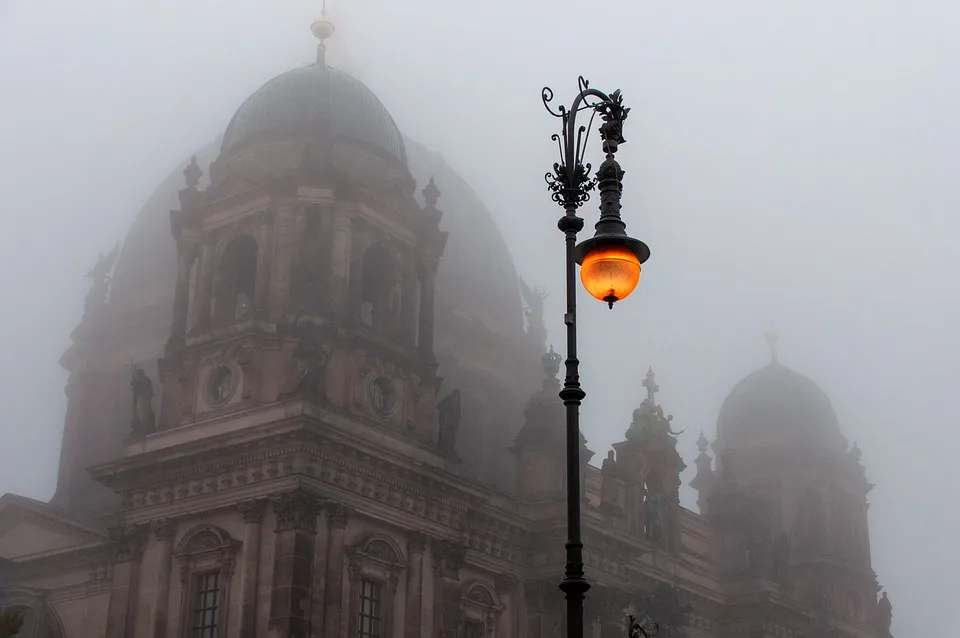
0, 14, 894, 638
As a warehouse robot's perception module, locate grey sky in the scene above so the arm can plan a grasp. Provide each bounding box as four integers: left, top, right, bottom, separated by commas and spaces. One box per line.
1, 1, 956, 634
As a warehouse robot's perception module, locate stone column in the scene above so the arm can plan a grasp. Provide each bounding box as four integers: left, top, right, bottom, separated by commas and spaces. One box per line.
268, 203, 296, 318
171, 242, 198, 338
193, 242, 215, 330
268, 489, 321, 638
237, 498, 267, 638
404, 532, 428, 638
254, 211, 275, 314
323, 503, 351, 638
432, 540, 466, 638
105, 525, 147, 638
148, 519, 176, 638
417, 266, 438, 359
495, 576, 515, 638
328, 210, 352, 318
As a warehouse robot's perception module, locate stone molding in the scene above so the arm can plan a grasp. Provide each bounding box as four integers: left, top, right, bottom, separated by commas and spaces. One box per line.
99, 431, 536, 565
270, 489, 322, 533
0, 546, 113, 583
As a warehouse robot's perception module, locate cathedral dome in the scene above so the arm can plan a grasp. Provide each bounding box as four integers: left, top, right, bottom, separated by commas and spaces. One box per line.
716, 361, 846, 453
221, 64, 406, 163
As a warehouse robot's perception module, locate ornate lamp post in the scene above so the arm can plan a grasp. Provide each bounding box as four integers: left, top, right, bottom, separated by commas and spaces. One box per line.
542, 77, 651, 638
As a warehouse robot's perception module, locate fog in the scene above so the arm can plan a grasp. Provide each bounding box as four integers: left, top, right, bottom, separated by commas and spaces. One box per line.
1, 0, 957, 634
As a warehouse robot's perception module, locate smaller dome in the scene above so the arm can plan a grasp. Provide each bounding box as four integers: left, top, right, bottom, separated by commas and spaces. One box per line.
221, 65, 406, 163
717, 362, 845, 452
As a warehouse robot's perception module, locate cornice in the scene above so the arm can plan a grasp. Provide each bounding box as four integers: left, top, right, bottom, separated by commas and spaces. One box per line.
2, 545, 113, 583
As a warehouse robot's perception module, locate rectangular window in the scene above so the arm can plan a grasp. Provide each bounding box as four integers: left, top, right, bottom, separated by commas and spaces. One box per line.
191, 571, 221, 638
357, 578, 384, 638
464, 619, 485, 638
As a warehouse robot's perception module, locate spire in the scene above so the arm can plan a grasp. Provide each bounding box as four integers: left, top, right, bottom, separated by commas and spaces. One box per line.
310, 0, 336, 67
764, 325, 780, 365
541, 345, 562, 390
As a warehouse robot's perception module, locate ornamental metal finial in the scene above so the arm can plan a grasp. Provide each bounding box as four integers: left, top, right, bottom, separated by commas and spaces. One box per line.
311, 0, 336, 66
543, 345, 562, 381
541, 77, 631, 212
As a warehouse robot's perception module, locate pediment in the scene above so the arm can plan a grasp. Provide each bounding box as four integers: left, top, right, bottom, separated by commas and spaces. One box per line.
0, 494, 107, 561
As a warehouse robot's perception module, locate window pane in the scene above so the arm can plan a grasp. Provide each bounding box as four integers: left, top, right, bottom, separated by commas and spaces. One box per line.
191, 571, 221, 638
357, 578, 385, 638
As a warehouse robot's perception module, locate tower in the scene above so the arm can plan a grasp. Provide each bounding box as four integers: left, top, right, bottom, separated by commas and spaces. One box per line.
610, 368, 686, 553
153, 27, 449, 449
706, 334, 884, 636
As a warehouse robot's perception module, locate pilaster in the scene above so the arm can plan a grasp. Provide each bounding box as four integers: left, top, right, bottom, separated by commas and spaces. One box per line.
268, 489, 322, 638
148, 518, 176, 638
238, 498, 267, 638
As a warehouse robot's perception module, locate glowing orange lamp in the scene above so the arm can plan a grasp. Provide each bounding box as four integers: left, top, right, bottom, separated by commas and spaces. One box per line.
574, 209, 650, 309
579, 243, 642, 305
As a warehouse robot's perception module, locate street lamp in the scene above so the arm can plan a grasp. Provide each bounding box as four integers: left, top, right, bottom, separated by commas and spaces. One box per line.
542, 77, 650, 638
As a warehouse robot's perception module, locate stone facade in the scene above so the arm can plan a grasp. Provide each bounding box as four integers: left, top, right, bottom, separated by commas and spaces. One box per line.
0, 35, 893, 638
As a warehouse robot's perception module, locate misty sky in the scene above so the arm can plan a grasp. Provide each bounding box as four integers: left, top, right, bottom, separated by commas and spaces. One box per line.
2, 1, 957, 634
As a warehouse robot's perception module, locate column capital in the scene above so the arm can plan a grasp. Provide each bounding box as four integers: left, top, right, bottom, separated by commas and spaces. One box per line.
270, 489, 322, 533
431, 539, 466, 580
326, 502, 352, 530
151, 518, 176, 542
494, 574, 518, 596
238, 498, 268, 524
108, 523, 149, 562
408, 531, 429, 554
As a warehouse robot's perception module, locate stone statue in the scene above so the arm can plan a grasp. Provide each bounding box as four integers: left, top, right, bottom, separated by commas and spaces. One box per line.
644, 488, 664, 541
600, 450, 622, 512
280, 320, 330, 401
878, 591, 892, 635
130, 367, 156, 434
436, 389, 462, 456
519, 278, 549, 352
84, 243, 119, 316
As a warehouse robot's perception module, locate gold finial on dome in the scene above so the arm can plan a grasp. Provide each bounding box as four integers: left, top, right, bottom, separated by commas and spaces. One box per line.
311, 0, 336, 65
764, 325, 780, 364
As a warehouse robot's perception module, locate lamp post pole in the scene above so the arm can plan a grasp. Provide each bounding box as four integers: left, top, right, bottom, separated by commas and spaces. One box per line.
543, 78, 650, 638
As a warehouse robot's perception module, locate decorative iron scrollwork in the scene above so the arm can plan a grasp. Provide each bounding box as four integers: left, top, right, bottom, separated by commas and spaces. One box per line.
542, 77, 631, 211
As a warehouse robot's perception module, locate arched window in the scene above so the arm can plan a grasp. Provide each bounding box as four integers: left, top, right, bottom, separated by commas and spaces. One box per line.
0, 604, 63, 638
360, 244, 401, 332
212, 235, 258, 325
347, 535, 406, 638
175, 525, 240, 638
459, 581, 501, 638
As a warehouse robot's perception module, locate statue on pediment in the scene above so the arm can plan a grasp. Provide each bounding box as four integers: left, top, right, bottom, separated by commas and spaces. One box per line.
130, 367, 156, 434
437, 388, 462, 457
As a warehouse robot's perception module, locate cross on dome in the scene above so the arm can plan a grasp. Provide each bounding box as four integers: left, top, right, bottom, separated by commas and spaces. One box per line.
642, 367, 659, 404
764, 325, 780, 364
310, 0, 337, 65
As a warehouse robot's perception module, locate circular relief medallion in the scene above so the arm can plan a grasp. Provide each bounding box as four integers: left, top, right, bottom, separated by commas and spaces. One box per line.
206, 365, 237, 406
367, 375, 395, 416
